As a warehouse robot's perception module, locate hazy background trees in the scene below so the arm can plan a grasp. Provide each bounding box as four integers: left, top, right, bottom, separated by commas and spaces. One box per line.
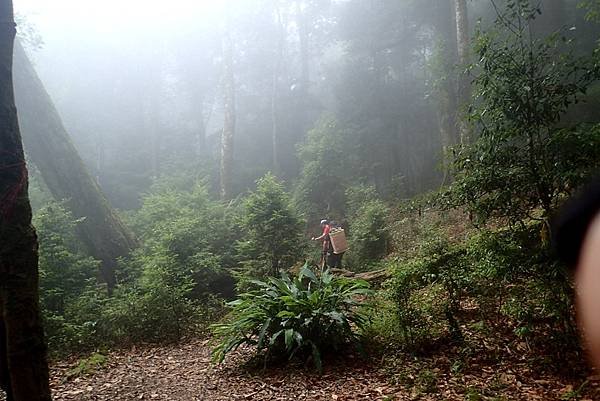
14, 0, 598, 212
8, 0, 600, 374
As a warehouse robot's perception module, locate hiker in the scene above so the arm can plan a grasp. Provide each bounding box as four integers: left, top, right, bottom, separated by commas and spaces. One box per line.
554, 176, 600, 368
311, 219, 331, 268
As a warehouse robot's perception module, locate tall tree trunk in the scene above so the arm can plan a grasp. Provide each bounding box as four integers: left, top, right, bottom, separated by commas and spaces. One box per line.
0, 1, 51, 399
296, 1, 309, 98
454, 0, 471, 144
295, 0, 310, 137
146, 94, 160, 179
437, 1, 459, 157
12, 41, 138, 292
220, 30, 235, 200
271, 4, 286, 174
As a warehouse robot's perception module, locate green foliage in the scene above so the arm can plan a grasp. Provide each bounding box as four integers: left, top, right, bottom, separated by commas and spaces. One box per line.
34, 202, 101, 352
295, 116, 353, 223
212, 263, 372, 371
446, 0, 600, 226
580, 0, 600, 22
66, 352, 107, 379
35, 177, 233, 355
99, 254, 204, 344
345, 185, 389, 269
389, 229, 467, 347
237, 173, 306, 280
415, 368, 438, 394
130, 180, 238, 298
384, 208, 578, 352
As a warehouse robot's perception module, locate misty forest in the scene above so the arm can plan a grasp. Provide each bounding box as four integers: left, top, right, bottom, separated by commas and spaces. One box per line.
3, 0, 600, 400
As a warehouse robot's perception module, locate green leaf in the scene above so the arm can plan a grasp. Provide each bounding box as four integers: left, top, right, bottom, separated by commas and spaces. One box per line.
299, 263, 318, 282
284, 329, 294, 350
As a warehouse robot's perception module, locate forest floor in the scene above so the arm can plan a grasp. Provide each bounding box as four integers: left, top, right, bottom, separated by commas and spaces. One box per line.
5, 336, 595, 401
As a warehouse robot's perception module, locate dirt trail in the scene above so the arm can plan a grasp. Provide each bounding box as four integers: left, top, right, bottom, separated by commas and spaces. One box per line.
47, 340, 396, 401
2, 339, 599, 400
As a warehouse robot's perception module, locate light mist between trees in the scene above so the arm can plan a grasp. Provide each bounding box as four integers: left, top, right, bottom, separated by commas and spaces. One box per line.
3, 0, 600, 399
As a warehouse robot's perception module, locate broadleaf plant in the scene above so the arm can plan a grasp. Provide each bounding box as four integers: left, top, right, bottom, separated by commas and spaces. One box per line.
211, 263, 372, 372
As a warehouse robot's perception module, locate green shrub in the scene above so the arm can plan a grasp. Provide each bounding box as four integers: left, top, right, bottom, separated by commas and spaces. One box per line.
237, 173, 306, 281
212, 263, 372, 371
445, 1, 600, 227
66, 352, 107, 379
33, 202, 102, 353
345, 185, 389, 269
130, 180, 238, 299
388, 230, 468, 347
294, 116, 352, 223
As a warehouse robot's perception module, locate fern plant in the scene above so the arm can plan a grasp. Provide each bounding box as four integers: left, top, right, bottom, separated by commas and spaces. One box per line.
211, 263, 372, 371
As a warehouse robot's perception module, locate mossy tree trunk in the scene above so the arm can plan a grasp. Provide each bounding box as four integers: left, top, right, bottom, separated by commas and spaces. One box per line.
0, 1, 51, 399
12, 40, 138, 292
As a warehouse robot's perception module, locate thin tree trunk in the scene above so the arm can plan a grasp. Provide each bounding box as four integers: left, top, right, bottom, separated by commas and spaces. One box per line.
271, 4, 285, 174
295, 0, 310, 138
454, 0, 471, 144
12, 41, 138, 292
0, 1, 51, 399
220, 30, 235, 200
296, 1, 309, 97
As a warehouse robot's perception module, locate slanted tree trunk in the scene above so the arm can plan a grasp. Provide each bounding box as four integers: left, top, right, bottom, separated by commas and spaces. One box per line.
220, 30, 235, 200
0, 2, 51, 399
454, 0, 471, 144
12, 40, 138, 292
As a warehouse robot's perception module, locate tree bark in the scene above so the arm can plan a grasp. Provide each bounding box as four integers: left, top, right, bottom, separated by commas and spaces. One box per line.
220, 30, 235, 200
0, 1, 51, 399
12, 40, 138, 292
454, 0, 471, 144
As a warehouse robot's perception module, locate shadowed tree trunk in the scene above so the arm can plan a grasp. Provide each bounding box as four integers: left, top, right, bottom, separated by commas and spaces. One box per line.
12, 40, 138, 292
0, 1, 51, 399
220, 30, 235, 200
454, 0, 471, 144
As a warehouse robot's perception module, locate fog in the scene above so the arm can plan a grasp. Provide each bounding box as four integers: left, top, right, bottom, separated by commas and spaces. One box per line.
5, 2, 600, 397
12, 0, 597, 210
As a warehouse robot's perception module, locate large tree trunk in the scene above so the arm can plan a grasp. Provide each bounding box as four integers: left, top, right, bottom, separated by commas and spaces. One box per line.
12, 41, 138, 292
0, 2, 51, 399
454, 0, 471, 144
220, 30, 235, 200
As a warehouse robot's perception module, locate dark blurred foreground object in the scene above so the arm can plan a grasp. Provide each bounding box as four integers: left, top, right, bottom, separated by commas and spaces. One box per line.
553, 175, 600, 267
553, 175, 600, 369
0, 0, 52, 399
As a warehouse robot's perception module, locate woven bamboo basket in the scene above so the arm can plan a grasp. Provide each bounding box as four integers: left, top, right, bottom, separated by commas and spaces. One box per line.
329, 228, 349, 254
